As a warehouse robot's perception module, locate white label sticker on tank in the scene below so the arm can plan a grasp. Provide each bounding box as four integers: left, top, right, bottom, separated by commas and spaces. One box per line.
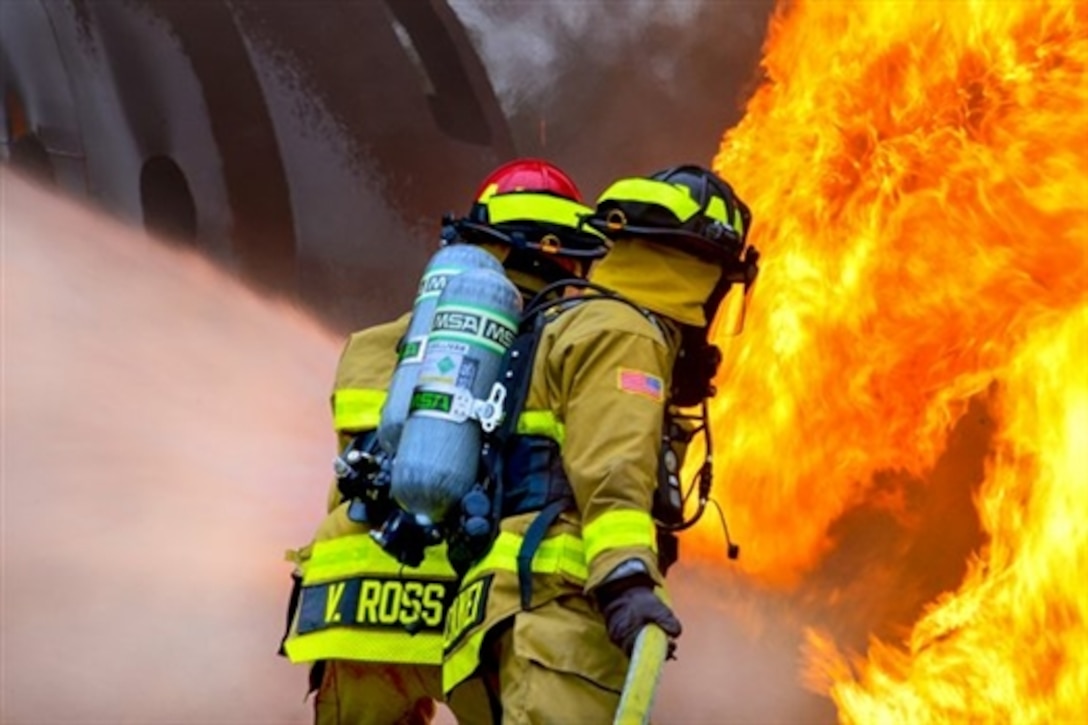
417, 341, 470, 386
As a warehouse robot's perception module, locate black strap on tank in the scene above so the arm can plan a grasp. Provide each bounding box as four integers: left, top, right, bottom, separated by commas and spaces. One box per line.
455, 311, 548, 579
489, 307, 573, 609
481, 311, 546, 512
520, 279, 659, 329
495, 311, 547, 447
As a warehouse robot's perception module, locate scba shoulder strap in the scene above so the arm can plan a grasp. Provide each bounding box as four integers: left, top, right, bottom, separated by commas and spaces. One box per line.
448, 305, 547, 578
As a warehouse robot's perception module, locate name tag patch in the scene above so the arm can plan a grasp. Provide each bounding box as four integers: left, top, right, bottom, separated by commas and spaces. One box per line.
443, 575, 493, 652
297, 576, 453, 635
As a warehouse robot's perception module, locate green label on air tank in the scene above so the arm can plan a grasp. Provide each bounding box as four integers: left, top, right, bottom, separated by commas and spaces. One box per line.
410, 389, 454, 414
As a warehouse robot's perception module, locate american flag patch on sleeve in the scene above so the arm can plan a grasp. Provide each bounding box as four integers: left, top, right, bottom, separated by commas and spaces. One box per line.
617, 368, 664, 401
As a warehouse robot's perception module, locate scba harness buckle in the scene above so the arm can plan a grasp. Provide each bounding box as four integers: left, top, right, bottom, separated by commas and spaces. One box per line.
476, 383, 507, 433
413, 382, 507, 432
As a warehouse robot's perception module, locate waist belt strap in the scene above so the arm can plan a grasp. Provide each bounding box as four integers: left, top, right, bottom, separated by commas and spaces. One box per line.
516, 495, 573, 609
277, 570, 303, 657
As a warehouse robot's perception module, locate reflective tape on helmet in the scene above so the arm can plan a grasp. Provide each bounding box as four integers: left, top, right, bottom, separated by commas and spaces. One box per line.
477, 182, 501, 203
515, 409, 566, 447
582, 509, 658, 565
597, 178, 745, 237
332, 388, 388, 432
484, 192, 594, 232
302, 534, 455, 583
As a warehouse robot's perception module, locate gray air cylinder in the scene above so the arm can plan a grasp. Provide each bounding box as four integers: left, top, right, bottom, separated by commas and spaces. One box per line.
391, 267, 522, 523
377, 244, 503, 454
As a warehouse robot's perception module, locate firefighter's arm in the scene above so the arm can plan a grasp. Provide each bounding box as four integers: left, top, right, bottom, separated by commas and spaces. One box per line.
554, 311, 672, 593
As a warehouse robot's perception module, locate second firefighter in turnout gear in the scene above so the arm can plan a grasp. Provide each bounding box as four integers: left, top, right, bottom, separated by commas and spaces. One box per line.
443, 165, 759, 723
278, 158, 608, 725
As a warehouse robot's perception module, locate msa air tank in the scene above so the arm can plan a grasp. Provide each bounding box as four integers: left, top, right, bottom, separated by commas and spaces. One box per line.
391, 267, 522, 522
377, 244, 503, 454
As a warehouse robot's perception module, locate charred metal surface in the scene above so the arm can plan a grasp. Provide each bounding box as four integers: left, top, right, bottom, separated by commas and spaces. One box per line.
135, 0, 298, 292
1, 0, 514, 328
1, 0, 770, 329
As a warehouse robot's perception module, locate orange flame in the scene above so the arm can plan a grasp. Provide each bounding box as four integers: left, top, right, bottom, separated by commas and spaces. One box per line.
697, 0, 1087, 718
808, 307, 1088, 721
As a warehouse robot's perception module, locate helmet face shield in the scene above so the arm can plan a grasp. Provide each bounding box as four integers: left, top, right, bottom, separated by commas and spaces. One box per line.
717, 277, 757, 337
711, 245, 760, 337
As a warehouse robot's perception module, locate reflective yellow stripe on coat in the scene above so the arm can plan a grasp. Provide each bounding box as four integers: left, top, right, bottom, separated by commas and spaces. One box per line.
285, 534, 455, 666
302, 534, 454, 582
582, 509, 657, 564
515, 409, 566, 446
332, 388, 387, 432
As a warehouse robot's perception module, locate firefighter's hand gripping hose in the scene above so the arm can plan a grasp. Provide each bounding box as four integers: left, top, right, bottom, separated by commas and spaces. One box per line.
614, 624, 670, 725
599, 579, 682, 656
598, 576, 681, 723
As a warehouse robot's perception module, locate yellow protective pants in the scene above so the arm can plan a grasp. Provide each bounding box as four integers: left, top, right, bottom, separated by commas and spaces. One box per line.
313, 660, 442, 725
446, 596, 627, 725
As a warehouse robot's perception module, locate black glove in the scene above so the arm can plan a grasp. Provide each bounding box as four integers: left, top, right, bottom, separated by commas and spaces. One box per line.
597, 575, 682, 657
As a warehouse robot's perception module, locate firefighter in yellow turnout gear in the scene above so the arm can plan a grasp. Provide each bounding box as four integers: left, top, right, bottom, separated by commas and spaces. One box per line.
280, 159, 609, 725
284, 314, 452, 724
443, 165, 759, 723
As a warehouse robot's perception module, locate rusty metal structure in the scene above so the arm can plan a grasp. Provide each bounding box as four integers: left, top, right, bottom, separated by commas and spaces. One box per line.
1, 0, 514, 328
2, 0, 772, 330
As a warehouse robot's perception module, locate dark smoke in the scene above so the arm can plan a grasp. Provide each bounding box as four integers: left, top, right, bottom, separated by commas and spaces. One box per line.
450, 0, 776, 196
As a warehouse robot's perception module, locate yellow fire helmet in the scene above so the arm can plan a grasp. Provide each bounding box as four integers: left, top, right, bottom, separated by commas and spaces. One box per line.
584, 164, 760, 334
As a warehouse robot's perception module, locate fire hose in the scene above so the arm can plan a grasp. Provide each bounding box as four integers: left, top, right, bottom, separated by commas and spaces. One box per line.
613, 624, 669, 725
